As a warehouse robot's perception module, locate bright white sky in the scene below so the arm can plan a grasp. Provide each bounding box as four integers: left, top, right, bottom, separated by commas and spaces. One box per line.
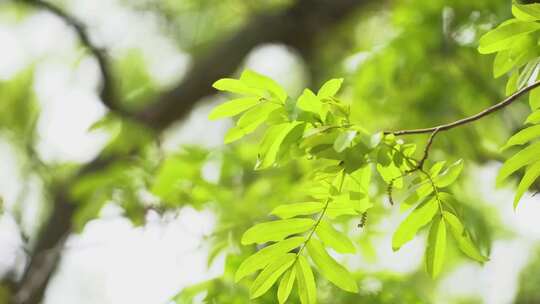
0, 1, 539, 304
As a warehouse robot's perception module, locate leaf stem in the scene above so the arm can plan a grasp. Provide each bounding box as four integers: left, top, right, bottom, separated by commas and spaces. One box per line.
419, 169, 444, 215
296, 170, 346, 258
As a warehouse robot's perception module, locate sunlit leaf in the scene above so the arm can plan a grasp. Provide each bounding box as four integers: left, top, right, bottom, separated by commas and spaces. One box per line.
514, 161, 540, 208
317, 78, 344, 99
315, 220, 356, 254
401, 182, 433, 212
443, 212, 488, 263
497, 141, 540, 185
240, 69, 288, 103
425, 216, 446, 278
333, 130, 357, 153
297, 89, 323, 117
430, 161, 446, 176
307, 238, 357, 293
530, 87, 540, 110
493, 35, 537, 78
517, 59, 540, 89
295, 255, 317, 304
224, 102, 281, 143
513, 3, 540, 21
325, 200, 360, 219
236, 237, 305, 282
241, 219, 315, 245
392, 197, 438, 251
378, 164, 403, 188
525, 109, 540, 124
478, 20, 540, 54
507, 71, 519, 95
250, 253, 296, 299
208, 97, 260, 120
237, 102, 280, 129
501, 125, 540, 150
256, 122, 302, 170
277, 268, 296, 304
434, 159, 463, 187
213, 78, 264, 96
271, 202, 324, 219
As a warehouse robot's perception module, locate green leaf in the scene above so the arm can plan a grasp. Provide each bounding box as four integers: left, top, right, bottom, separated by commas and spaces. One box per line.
347, 165, 372, 192
213, 78, 264, 96
297, 89, 323, 116
224, 102, 281, 143
237, 102, 280, 129
430, 161, 447, 176
256, 122, 302, 170
317, 78, 344, 99
497, 141, 540, 185
240, 70, 287, 102
443, 212, 488, 263
315, 220, 356, 254
507, 71, 519, 95
501, 125, 540, 150
493, 33, 538, 78
401, 183, 433, 212
530, 87, 540, 110
333, 130, 357, 153
514, 161, 540, 208
331, 191, 372, 214
513, 3, 540, 21
236, 236, 305, 282
307, 238, 358, 293
241, 219, 315, 245
525, 110, 540, 124
437, 192, 458, 214
224, 126, 246, 144
295, 255, 317, 304
208, 97, 260, 120
150, 156, 185, 202
325, 199, 360, 219
278, 268, 296, 304
376, 150, 404, 189
434, 159, 464, 187
271, 202, 324, 219
517, 59, 540, 89
493, 50, 512, 78
392, 197, 438, 251
250, 253, 296, 299
425, 216, 446, 278
478, 20, 540, 54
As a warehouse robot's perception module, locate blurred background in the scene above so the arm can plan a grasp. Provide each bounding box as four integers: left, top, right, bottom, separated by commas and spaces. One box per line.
0, 0, 539, 303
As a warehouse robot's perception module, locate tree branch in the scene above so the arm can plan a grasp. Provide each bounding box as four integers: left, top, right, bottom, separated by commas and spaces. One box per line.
136, 0, 367, 130
18, 0, 127, 116
416, 128, 440, 170
385, 80, 540, 136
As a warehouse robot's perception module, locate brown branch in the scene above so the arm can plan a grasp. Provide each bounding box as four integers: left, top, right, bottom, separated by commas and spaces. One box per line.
385, 80, 540, 136
18, 0, 127, 116
136, 0, 368, 130
416, 128, 440, 170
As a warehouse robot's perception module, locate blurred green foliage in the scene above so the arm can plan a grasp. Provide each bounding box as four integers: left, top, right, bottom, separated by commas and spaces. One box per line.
1, 0, 540, 303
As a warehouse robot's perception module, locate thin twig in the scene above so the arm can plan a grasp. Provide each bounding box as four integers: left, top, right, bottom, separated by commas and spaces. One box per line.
385, 80, 540, 136
416, 128, 440, 170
